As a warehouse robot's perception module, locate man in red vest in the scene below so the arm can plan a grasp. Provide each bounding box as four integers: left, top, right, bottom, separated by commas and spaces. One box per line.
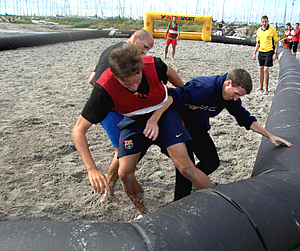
72, 44, 212, 215
164, 16, 180, 59
281, 22, 293, 51
88, 30, 154, 205
292, 23, 300, 57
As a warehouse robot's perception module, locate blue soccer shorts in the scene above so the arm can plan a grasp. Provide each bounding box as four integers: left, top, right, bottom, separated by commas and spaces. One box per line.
117, 108, 191, 158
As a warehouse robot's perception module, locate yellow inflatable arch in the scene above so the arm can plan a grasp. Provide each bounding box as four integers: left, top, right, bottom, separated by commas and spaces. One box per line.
144, 11, 212, 42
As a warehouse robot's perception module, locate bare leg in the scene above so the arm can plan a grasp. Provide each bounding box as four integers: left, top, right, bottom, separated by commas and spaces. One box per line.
118, 153, 148, 214
100, 147, 121, 205
257, 66, 264, 91
264, 66, 269, 94
167, 142, 212, 190
106, 147, 120, 194
172, 45, 176, 59
165, 44, 169, 59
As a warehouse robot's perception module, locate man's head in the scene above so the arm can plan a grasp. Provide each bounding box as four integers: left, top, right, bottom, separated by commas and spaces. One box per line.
127, 29, 154, 55
222, 69, 252, 101
172, 16, 178, 23
109, 43, 143, 92
286, 22, 291, 30
261, 15, 269, 29
295, 23, 299, 29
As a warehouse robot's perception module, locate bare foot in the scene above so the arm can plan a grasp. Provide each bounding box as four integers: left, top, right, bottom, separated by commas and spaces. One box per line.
110, 196, 129, 209
255, 88, 263, 92
264, 90, 269, 95
100, 191, 128, 209
99, 190, 109, 203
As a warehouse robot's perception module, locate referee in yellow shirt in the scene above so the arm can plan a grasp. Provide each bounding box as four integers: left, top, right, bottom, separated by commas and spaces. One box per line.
252, 15, 280, 95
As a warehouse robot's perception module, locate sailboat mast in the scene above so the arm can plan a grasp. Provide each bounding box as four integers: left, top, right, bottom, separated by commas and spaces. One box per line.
222, 0, 225, 21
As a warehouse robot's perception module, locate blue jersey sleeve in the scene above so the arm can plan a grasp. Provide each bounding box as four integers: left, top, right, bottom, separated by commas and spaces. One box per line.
226, 99, 257, 130
168, 77, 212, 112
168, 87, 188, 113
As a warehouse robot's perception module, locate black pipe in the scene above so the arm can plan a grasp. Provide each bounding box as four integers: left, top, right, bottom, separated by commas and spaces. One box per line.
0, 30, 257, 51
0, 221, 149, 251
252, 48, 300, 176
211, 35, 256, 46
0, 29, 135, 51
1, 50, 299, 251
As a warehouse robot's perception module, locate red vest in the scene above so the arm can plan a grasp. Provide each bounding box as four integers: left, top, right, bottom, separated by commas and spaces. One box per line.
168, 22, 179, 39
285, 29, 293, 42
97, 56, 167, 117
293, 28, 300, 42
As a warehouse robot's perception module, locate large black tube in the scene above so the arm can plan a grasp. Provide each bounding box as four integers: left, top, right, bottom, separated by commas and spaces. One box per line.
0, 29, 135, 51
252, 48, 300, 176
0, 30, 257, 51
0, 221, 149, 251
1, 49, 300, 250
211, 35, 256, 46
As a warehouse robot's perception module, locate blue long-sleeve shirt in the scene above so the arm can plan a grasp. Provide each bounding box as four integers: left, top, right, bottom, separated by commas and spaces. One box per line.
168, 73, 257, 136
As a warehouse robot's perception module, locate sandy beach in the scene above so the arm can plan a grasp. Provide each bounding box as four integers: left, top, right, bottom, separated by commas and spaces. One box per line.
0, 23, 294, 222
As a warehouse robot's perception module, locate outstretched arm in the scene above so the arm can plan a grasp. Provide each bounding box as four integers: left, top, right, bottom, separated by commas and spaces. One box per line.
165, 24, 169, 39
143, 96, 174, 141
250, 121, 292, 147
144, 65, 183, 140
177, 30, 180, 40
166, 65, 184, 87
273, 42, 278, 61
89, 72, 95, 86
72, 115, 110, 194
252, 42, 260, 60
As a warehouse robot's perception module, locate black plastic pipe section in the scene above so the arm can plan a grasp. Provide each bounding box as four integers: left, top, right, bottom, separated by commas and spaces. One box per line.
252, 48, 300, 176
0, 30, 257, 51
1, 49, 300, 251
211, 35, 256, 46
0, 29, 135, 51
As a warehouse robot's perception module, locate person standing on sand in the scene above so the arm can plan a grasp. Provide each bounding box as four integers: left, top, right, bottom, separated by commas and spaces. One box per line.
252, 15, 280, 95
216, 22, 224, 36
72, 44, 212, 215
87, 30, 154, 203
281, 22, 293, 51
164, 16, 180, 59
292, 23, 300, 57
156, 69, 292, 200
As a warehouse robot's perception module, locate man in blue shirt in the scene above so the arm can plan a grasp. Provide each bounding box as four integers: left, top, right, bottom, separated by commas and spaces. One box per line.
166, 69, 292, 200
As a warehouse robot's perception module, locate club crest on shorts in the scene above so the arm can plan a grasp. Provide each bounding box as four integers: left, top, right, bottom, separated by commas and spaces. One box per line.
124, 140, 134, 149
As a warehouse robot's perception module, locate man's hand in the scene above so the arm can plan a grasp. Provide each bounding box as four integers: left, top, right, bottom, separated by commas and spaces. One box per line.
144, 117, 159, 141
269, 135, 292, 147
252, 53, 256, 61
87, 168, 110, 195
166, 83, 176, 89
250, 121, 292, 148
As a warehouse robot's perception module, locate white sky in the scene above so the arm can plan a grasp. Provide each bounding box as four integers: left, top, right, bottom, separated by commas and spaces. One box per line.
1, 0, 299, 24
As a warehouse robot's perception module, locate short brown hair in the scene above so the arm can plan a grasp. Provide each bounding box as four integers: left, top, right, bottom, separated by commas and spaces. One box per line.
109, 43, 143, 81
226, 69, 252, 94
261, 15, 268, 21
